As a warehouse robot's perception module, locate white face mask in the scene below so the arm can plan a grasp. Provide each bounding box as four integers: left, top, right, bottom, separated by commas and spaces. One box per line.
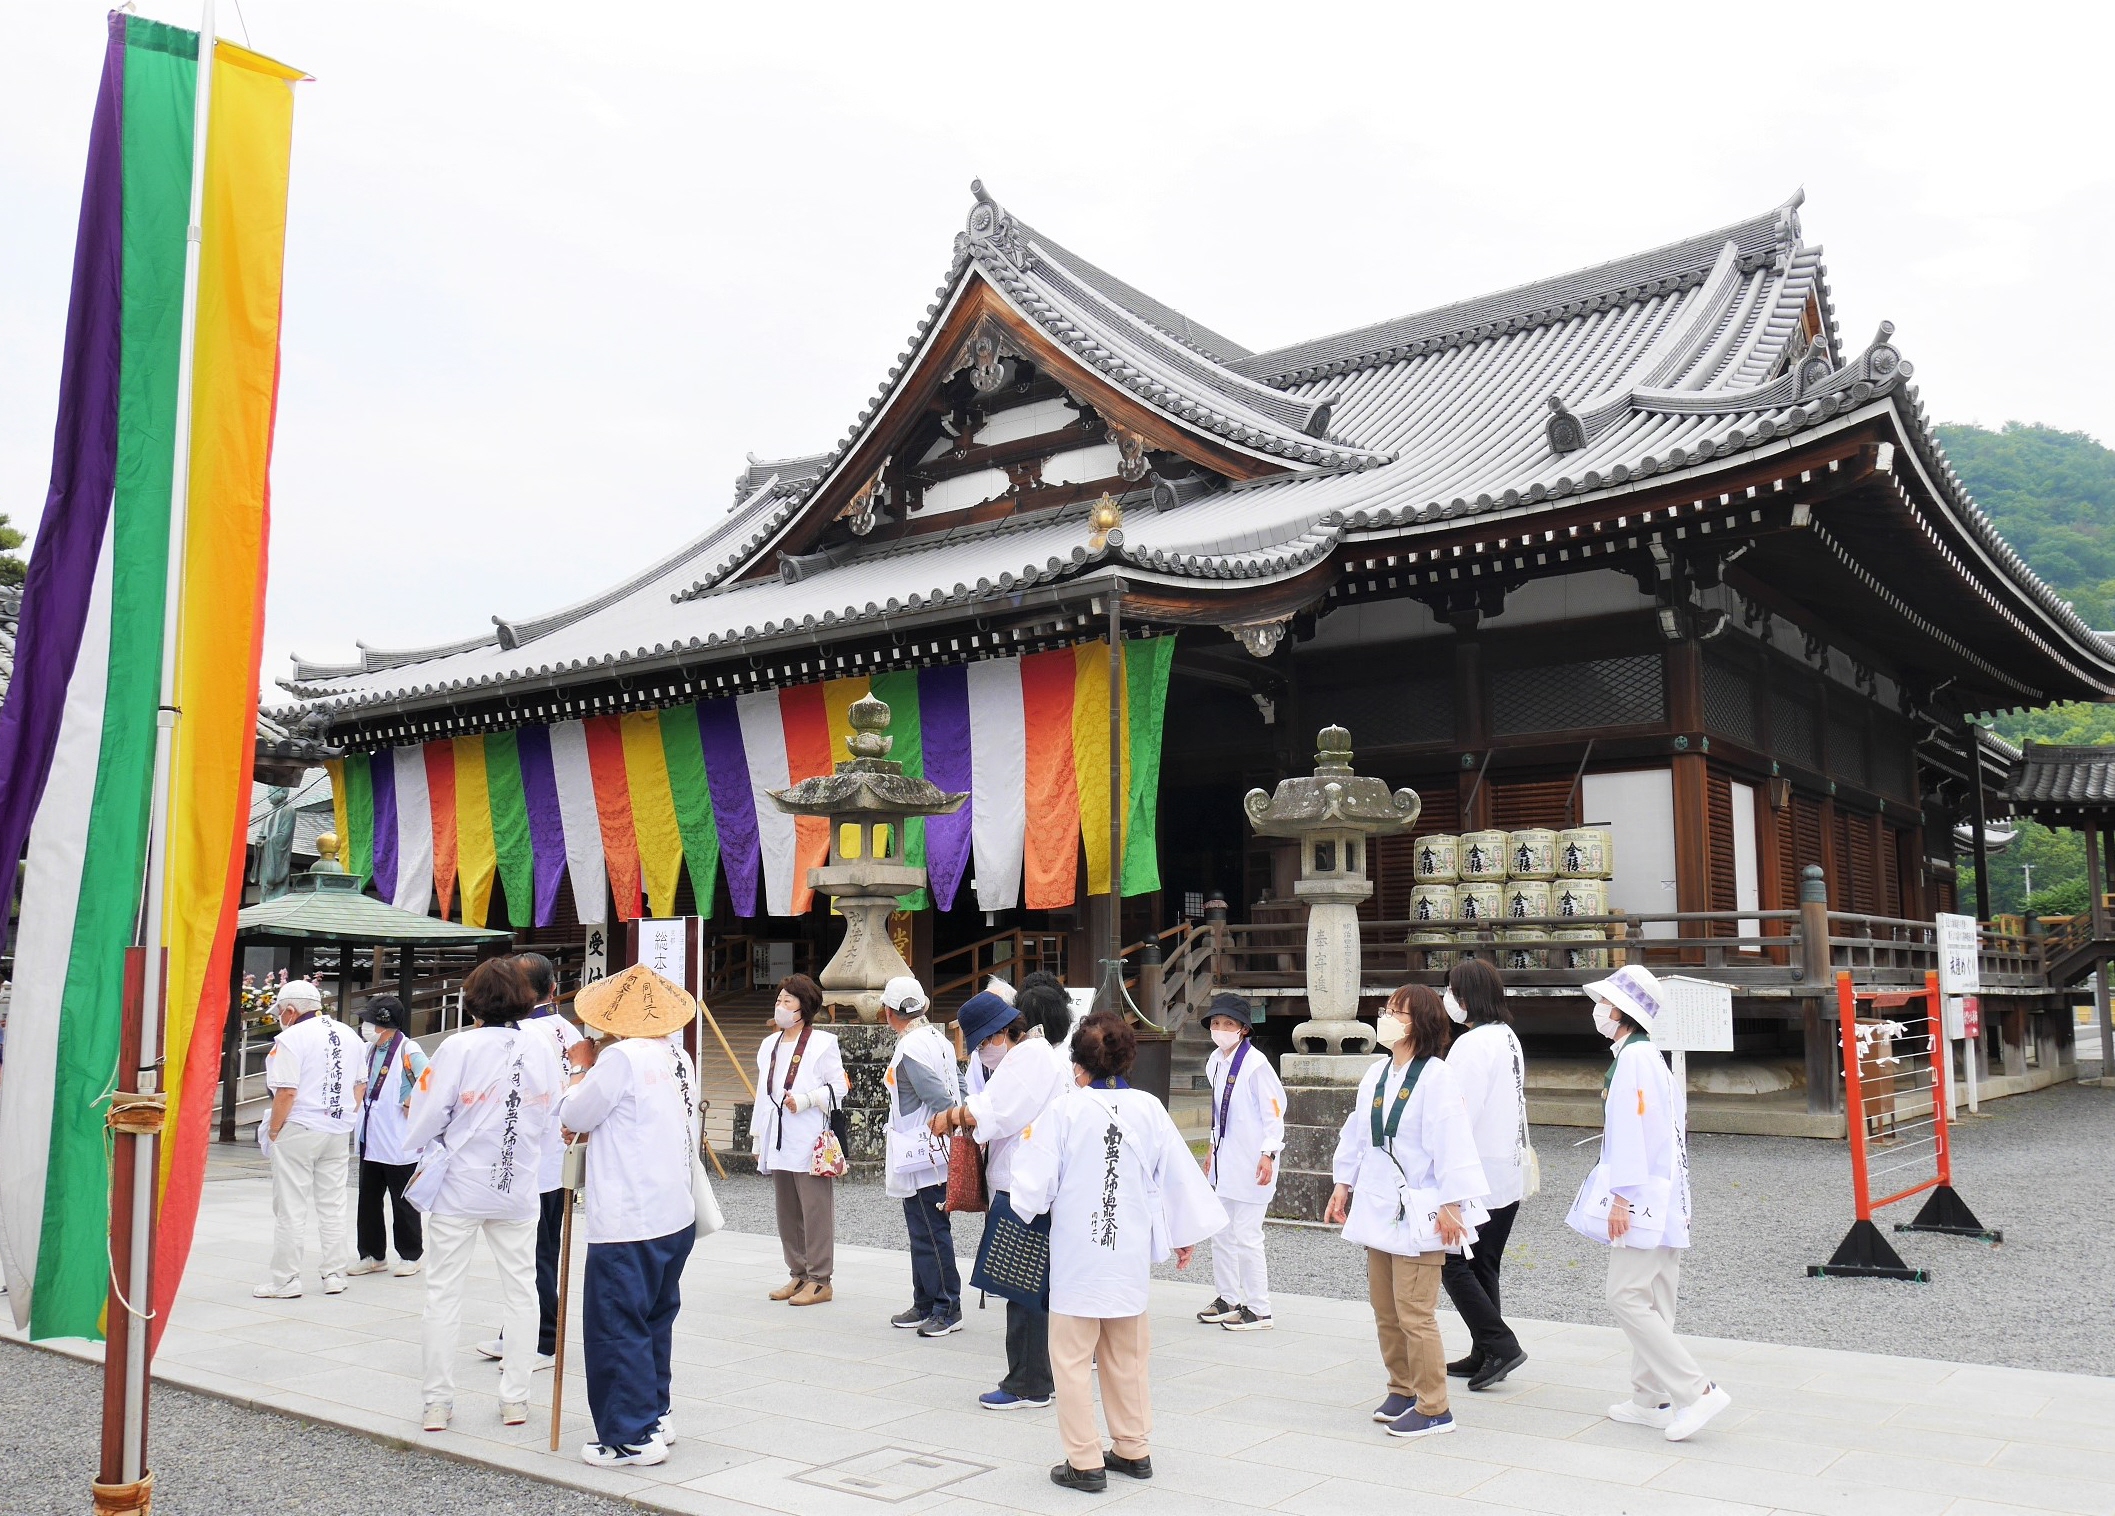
979, 1039, 1010, 1072
1374, 1014, 1408, 1049
1593, 1002, 1627, 1041
773, 1004, 799, 1031
1210, 1026, 1242, 1052
1442, 988, 1468, 1025
359, 1023, 379, 1045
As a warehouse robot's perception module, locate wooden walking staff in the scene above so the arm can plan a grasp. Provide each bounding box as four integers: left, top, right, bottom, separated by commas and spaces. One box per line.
549, 1136, 583, 1451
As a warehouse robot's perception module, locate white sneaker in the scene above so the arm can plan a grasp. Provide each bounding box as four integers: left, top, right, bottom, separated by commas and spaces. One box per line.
1608, 1399, 1674, 1428
392, 1258, 423, 1277
345, 1258, 388, 1276
475, 1338, 505, 1361
321, 1275, 348, 1295
1665, 1384, 1732, 1442
423, 1403, 451, 1433
251, 1282, 302, 1299
654, 1413, 675, 1446
582, 1436, 666, 1467
501, 1401, 528, 1426
532, 1353, 556, 1373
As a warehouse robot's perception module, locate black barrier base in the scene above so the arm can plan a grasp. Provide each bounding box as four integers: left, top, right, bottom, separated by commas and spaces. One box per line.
1807, 1219, 1930, 1282
1895, 1185, 2002, 1243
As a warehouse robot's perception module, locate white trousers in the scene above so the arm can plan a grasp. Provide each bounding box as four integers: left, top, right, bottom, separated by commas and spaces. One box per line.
421, 1212, 539, 1410
268, 1123, 352, 1290
1210, 1199, 1271, 1315
1604, 1244, 1710, 1409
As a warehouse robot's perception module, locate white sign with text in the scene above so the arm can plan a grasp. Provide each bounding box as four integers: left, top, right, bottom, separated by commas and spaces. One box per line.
1936, 912, 1981, 996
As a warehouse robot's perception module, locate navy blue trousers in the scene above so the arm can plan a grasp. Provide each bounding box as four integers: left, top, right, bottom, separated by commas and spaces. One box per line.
901, 1182, 960, 1320
534, 1187, 565, 1355
583, 1225, 695, 1448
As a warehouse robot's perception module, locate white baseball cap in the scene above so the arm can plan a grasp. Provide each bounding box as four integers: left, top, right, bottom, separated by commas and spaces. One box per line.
1582, 964, 1664, 1030
881, 976, 929, 1016
274, 979, 324, 1012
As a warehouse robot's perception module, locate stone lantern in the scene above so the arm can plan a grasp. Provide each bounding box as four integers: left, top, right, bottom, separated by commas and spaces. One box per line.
1243, 724, 1420, 1054
769, 693, 966, 1021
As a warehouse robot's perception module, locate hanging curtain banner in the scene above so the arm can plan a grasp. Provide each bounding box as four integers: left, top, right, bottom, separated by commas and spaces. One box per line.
314, 636, 1177, 934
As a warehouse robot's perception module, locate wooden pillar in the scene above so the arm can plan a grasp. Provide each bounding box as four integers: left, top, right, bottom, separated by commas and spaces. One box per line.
1671, 754, 1711, 917
338, 943, 354, 1019
2001, 1004, 2028, 1078
1818, 796, 1841, 911
2087, 823, 2109, 939
1798, 865, 1838, 1115
2102, 824, 2115, 1073
397, 944, 414, 1028
1967, 718, 1991, 921
218, 946, 245, 1142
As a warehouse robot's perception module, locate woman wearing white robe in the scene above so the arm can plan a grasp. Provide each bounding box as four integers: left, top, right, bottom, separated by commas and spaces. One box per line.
1568, 965, 1731, 1442
1196, 992, 1285, 1331
1010, 1012, 1228, 1494
1326, 984, 1487, 1440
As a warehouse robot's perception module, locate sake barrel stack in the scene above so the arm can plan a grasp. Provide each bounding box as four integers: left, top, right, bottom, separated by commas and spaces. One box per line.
1554, 928, 1611, 970
1553, 877, 1608, 918
1412, 833, 1460, 883
1557, 823, 1614, 879
1507, 828, 1557, 881
1459, 829, 1509, 882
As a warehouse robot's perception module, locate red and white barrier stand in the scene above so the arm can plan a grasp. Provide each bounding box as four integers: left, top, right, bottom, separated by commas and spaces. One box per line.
1810, 970, 2000, 1282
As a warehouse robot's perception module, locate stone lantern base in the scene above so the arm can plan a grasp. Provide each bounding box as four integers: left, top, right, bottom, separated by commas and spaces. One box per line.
1267, 1053, 1378, 1223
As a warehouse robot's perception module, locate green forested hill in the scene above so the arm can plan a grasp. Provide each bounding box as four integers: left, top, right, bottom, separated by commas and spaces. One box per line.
1937, 422, 2115, 913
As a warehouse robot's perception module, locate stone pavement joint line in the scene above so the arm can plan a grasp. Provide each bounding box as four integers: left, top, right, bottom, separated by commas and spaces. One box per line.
12, 1174, 2115, 1514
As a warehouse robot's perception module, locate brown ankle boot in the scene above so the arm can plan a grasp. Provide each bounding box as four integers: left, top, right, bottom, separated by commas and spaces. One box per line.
769, 1277, 804, 1301
790, 1281, 833, 1306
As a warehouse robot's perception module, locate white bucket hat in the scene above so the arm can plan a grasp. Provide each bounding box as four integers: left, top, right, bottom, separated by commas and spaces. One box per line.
1582, 964, 1664, 1031
881, 975, 929, 1017
273, 979, 323, 1013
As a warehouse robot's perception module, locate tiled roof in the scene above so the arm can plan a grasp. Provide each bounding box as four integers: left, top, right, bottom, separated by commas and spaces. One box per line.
277, 188, 2115, 716
1998, 743, 2115, 811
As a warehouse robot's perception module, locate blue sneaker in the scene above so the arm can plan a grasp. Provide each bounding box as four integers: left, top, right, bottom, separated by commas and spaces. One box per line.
980, 1388, 1052, 1411
917, 1313, 964, 1338
1386, 1407, 1456, 1439
1371, 1394, 1414, 1423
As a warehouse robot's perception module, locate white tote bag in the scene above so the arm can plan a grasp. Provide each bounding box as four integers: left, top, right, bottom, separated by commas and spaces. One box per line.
671, 1045, 723, 1237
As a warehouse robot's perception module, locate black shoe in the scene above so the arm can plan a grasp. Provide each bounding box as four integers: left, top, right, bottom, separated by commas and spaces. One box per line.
1468, 1349, 1528, 1391
890, 1306, 928, 1329
1104, 1451, 1153, 1480
1446, 1352, 1484, 1378
1195, 1296, 1239, 1324
916, 1313, 964, 1338
1050, 1462, 1107, 1493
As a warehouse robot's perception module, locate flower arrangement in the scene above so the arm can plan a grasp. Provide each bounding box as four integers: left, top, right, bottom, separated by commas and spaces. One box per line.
240, 969, 291, 1033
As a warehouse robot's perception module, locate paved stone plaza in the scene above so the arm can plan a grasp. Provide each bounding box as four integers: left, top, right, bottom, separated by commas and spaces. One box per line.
12, 1166, 2115, 1516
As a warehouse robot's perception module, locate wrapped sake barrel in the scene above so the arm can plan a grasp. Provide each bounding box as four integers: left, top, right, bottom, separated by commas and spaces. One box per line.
1554, 927, 1610, 970
1553, 877, 1609, 918
1458, 830, 1509, 881
1409, 883, 1459, 924
1506, 828, 1558, 880
1455, 880, 1502, 923
1409, 929, 1456, 971
1502, 880, 1552, 921
1412, 833, 1460, 883
1557, 824, 1614, 879
1499, 927, 1549, 970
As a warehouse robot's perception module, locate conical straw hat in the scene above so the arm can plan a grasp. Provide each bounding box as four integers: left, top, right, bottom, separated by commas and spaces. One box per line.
575, 963, 698, 1039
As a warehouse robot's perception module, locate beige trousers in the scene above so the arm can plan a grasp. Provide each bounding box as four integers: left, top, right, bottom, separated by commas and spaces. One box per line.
1049, 1312, 1152, 1471
772, 1170, 836, 1283
1366, 1247, 1447, 1414
1604, 1245, 1710, 1409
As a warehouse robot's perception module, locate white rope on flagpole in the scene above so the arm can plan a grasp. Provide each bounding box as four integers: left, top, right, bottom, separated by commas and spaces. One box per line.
121, 0, 216, 1486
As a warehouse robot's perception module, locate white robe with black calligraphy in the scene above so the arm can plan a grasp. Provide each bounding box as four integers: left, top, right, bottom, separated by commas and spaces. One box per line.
1010, 1085, 1228, 1319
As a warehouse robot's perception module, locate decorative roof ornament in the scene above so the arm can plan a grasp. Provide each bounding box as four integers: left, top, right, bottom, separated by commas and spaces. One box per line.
958, 178, 1029, 266
950, 312, 1025, 395
1087, 493, 1124, 552
1104, 421, 1150, 481
1224, 614, 1292, 659
1546, 394, 1585, 454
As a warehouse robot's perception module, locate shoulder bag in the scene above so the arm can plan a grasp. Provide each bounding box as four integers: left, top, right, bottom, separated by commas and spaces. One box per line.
969, 1188, 1050, 1310
1512, 1028, 1541, 1200
945, 1130, 987, 1213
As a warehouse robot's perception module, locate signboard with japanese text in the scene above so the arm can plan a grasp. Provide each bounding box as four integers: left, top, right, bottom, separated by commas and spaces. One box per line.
637, 917, 695, 992
1648, 975, 1734, 1053
1936, 912, 1981, 996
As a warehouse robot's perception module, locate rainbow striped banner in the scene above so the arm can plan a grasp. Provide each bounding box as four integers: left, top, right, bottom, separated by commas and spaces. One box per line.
0, 15, 302, 1343
326, 637, 1175, 928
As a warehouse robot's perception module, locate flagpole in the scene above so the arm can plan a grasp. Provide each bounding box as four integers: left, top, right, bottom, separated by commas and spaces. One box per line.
101, 3, 215, 1508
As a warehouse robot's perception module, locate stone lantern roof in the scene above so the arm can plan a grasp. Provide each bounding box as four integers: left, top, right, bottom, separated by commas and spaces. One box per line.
769, 693, 967, 820
1243, 725, 1421, 837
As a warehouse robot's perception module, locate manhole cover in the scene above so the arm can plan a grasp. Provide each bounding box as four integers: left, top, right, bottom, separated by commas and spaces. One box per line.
793, 1447, 992, 1503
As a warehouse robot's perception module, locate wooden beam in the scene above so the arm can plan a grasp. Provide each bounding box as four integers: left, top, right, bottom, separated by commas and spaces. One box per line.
1672, 752, 1712, 916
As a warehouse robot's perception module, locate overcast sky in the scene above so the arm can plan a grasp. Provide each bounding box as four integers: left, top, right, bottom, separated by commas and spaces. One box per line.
3, 1, 2110, 687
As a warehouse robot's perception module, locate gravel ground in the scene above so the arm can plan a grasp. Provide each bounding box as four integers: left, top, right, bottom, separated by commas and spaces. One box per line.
718, 1078, 2115, 1376
0, 1339, 637, 1516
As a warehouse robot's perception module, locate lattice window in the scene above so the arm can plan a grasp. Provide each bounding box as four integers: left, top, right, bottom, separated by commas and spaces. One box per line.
1780, 792, 1825, 905
1827, 711, 1869, 787
1707, 771, 1738, 925
1771, 689, 1820, 769
1491, 778, 1576, 830
1870, 717, 1913, 801
1834, 808, 1878, 914
1702, 657, 1759, 746
1491, 655, 1664, 735
1882, 825, 1906, 917
1319, 673, 1453, 748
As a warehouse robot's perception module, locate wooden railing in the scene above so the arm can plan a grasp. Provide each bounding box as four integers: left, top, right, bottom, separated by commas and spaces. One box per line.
931, 928, 1068, 1007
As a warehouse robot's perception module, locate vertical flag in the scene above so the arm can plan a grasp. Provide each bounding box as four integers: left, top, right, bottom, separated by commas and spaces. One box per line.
0, 15, 305, 1342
